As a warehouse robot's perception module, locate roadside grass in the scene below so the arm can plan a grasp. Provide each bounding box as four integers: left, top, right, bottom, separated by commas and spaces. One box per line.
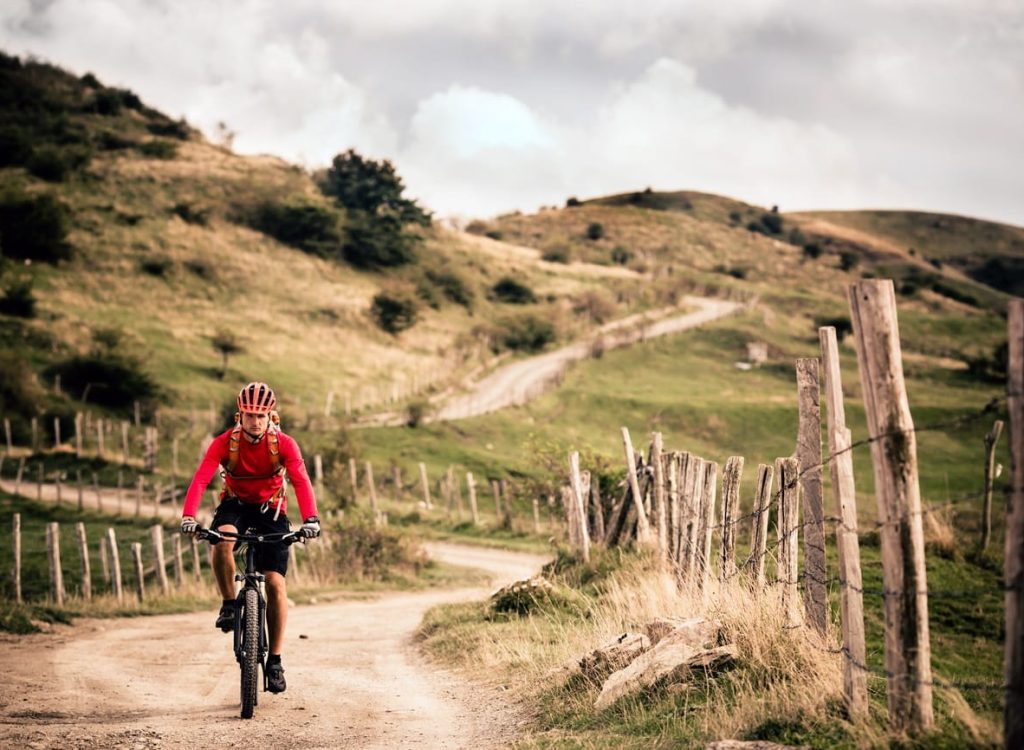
417, 544, 1003, 748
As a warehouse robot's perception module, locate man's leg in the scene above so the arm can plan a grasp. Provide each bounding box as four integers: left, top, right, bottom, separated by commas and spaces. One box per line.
211, 523, 238, 599
265, 571, 287, 655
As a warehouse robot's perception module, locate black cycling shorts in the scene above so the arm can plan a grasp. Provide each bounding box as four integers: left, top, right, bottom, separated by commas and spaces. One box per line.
210, 497, 291, 576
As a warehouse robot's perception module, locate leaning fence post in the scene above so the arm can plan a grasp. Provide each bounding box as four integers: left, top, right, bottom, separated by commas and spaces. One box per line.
131, 542, 145, 602
13, 513, 22, 603
621, 427, 654, 546
795, 357, 828, 635
982, 420, 1004, 552
569, 451, 591, 562
776, 457, 801, 626
46, 522, 65, 606
749, 463, 774, 589
651, 432, 668, 558
365, 461, 378, 514
151, 525, 169, 596
720, 457, 744, 582
107, 528, 124, 603
348, 457, 359, 506
99, 533, 111, 585
1005, 298, 1024, 748
849, 279, 933, 732
75, 522, 92, 601
820, 325, 868, 717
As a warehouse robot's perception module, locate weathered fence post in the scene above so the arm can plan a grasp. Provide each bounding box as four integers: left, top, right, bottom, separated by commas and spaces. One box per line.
151, 525, 169, 596
1005, 298, 1024, 748
569, 451, 591, 562
591, 479, 605, 541
467, 472, 480, 526
795, 358, 828, 635
121, 421, 130, 464
749, 463, 774, 589
776, 457, 801, 626
392, 464, 402, 504
99, 533, 110, 585
96, 418, 105, 458
46, 522, 65, 606
75, 522, 91, 600
314, 454, 324, 499
982, 419, 1004, 552
15, 455, 25, 495
651, 432, 668, 558
491, 479, 502, 519
172, 535, 184, 587
76, 470, 84, 511
3, 417, 11, 454
131, 542, 145, 602
13, 513, 22, 603
365, 461, 378, 514
684, 459, 707, 579
668, 452, 681, 564
418, 462, 432, 509
849, 279, 933, 732
621, 427, 654, 546
136, 476, 143, 517
53, 416, 61, 449
191, 536, 202, 583
348, 457, 359, 506
698, 461, 719, 586
75, 412, 83, 458
720, 457, 744, 582
107, 528, 124, 603
820, 325, 868, 717
532, 497, 541, 533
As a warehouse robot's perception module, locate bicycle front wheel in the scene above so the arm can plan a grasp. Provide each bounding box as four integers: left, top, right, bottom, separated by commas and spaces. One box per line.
240, 587, 260, 719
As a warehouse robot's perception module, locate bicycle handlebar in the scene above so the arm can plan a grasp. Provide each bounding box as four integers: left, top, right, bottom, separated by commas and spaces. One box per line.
196, 527, 305, 545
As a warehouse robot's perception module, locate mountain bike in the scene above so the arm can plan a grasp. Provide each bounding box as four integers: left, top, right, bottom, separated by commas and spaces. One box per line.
197, 526, 302, 719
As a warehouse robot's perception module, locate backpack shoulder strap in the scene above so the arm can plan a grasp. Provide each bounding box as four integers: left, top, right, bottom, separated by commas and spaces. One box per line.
222, 420, 243, 474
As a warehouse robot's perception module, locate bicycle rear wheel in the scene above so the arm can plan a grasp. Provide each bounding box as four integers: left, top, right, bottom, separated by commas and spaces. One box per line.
240, 587, 259, 719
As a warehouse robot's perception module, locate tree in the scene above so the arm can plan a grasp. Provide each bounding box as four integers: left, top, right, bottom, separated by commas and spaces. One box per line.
211, 331, 243, 380
322, 149, 430, 226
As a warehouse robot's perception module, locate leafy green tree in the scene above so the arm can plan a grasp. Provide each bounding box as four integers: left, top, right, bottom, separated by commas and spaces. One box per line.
211, 330, 243, 380
322, 149, 430, 226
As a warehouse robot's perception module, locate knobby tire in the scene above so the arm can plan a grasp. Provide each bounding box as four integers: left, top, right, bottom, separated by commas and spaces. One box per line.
240, 588, 259, 719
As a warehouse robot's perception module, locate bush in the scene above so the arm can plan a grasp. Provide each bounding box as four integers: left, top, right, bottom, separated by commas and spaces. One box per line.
839, 251, 859, 271
585, 222, 604, 241
27, 144, 90, 182
815, 316, 853, 343
610, 246, 632, 265
97, 130, 134, 150
406, 400, 429, 428
321, 149, 430, 226
484, 229, 504, 241
0, 191, 71, 263
184, 259, 215, 280
371, 292, 418, 334
494, 313, 555, 352
566, 197, 581, 208
802, 243, 823, 260
0, 126, 32, 167
425, 269, 474, 307
173, 202, 209, 226
0, 351, 43, 427
250, 201, 343, 257
344, 213, 418, 268
541, 244, 570, 263
136, 140, 177, 160
139, 257, 172, 277
0, 278, 36, 317
146, 119, 191, 140
490, 276, 536, 304
747, 212, 784, 236
45, 354, 159, 410
931, 281, 978, 307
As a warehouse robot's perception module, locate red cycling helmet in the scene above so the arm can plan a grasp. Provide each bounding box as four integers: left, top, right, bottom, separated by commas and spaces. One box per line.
237, 381, 277, 414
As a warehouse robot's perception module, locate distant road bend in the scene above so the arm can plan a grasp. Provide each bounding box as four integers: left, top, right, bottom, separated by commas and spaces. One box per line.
431, 295, 743, 423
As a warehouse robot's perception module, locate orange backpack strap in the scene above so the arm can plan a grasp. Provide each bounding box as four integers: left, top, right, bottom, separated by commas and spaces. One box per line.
222, 419, 243, 474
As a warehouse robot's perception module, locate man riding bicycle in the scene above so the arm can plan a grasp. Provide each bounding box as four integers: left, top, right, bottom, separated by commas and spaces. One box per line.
180, 381, 320, 694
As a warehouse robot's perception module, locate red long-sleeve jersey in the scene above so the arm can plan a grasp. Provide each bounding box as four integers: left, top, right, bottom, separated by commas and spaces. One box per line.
182, 427, 318, 520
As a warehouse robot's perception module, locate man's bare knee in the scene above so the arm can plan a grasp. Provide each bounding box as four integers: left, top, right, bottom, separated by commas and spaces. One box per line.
265, 572, 286, 596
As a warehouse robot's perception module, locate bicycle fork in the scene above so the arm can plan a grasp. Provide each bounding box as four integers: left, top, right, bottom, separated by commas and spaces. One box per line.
233, 574, 270, 692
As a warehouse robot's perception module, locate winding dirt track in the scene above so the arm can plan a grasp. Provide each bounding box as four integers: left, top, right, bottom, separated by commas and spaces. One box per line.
0, 542, 549, 750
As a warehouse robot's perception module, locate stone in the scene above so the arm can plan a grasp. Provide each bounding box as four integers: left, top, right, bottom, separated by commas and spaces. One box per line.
577, 632, 651, 680
643, 616, 692, 646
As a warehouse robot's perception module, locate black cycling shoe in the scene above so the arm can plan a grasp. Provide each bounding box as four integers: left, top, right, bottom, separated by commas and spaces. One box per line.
214, 603, 234, 632
266, 660, 286, 693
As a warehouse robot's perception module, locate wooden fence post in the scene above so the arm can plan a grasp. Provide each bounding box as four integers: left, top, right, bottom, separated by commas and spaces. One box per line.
121, 421, 130, 464
191, 536, 202, 583
3, 417, 11, 454
749, 463, 774, 589
15, 455, 25, 495
99, 533, 110, 585
491, 479, 502, 519
982, 419, 1004, 552
172, 535, 184, 587
75, 412, 83, 458
349, 458, 359, 506
314, 454, 324, 498
621, 427, 654, 546
532, 497, 541, 533
668, 452, 682, 564
365, 461, 378, 514
820, 325, 868, 717
796, 357, 828, 635
684, 459, 707, 579
1005, 298, 1024, 748
151, 525, 169, 596
849, 279, 933, 732
46, 522, 65, 606
93, 472, 102, 511
75, 522, 91, 601
467, 472, 480, 526
96, 418, 104, 458
55, 471, 63, 506
31, 416, 39, 452
418, 463, 432, 509
651, 432, 668, 558
107, 528, 124, 603
136, 476, 143, 517
76, 470, 84, 511
698, 461, 719, 586
53, 416, 61, 449
131, 542, 145, 602
13, 513, 22, 603
591, 479, 605, 541
720, 457, 744, 582
569, 452, 591, 562
392, 465, 402, 504
776, 457, 801, 626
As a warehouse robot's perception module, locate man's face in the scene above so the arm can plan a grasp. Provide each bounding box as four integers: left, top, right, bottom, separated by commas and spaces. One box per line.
240, 411, 269, 439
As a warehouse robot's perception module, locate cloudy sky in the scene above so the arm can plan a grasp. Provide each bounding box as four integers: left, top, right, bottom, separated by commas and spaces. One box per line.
2, 1, 1023, 225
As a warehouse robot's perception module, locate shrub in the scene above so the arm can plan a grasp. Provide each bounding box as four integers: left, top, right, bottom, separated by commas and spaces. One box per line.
726, 266, 748, 279
802, 243, 822, 260
406, 400, 429, 428
0, 351, 43, 426
0, 127, 32, 167
250, 201, 342, 257
573, 290, 616, 323
838, 251, 859, 271
80, 72, 101, 88
490, 276, 536, 304
414, 276, 442, 309
371, 292, 418, 334
484, 230, 504, 241
541, 244, 570, 263
173, 202, 209, 226
586, 222, 604, 241
426, 269, 474, 307
136, 140, 177, 159
321, 148, 430, 226
97, 130, 134, 150
0, 192, 71, 262
139, 257, 172, 277
90, 88, 124, 116
494, 313, 555, 352
45, 354, 159, 410
0, 278, 35, 318
146, 119, 191, 140
728, 210, 743, 224
760, 212, 783, 234
930, 281, 978, 307
611, 246, 632, 265
815, 316, 852, 343
184, 259, 215, 280
344, 213, 418, 268
566, 197, 581, 208
27, 144, 90, 182
211, 330, 243, 379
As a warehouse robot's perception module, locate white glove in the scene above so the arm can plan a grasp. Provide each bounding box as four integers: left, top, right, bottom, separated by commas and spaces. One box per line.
300, 516, 321, 539
181, 516, 199, 536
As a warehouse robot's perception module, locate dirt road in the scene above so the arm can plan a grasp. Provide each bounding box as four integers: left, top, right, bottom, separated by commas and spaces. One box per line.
0, 542, 549, 749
